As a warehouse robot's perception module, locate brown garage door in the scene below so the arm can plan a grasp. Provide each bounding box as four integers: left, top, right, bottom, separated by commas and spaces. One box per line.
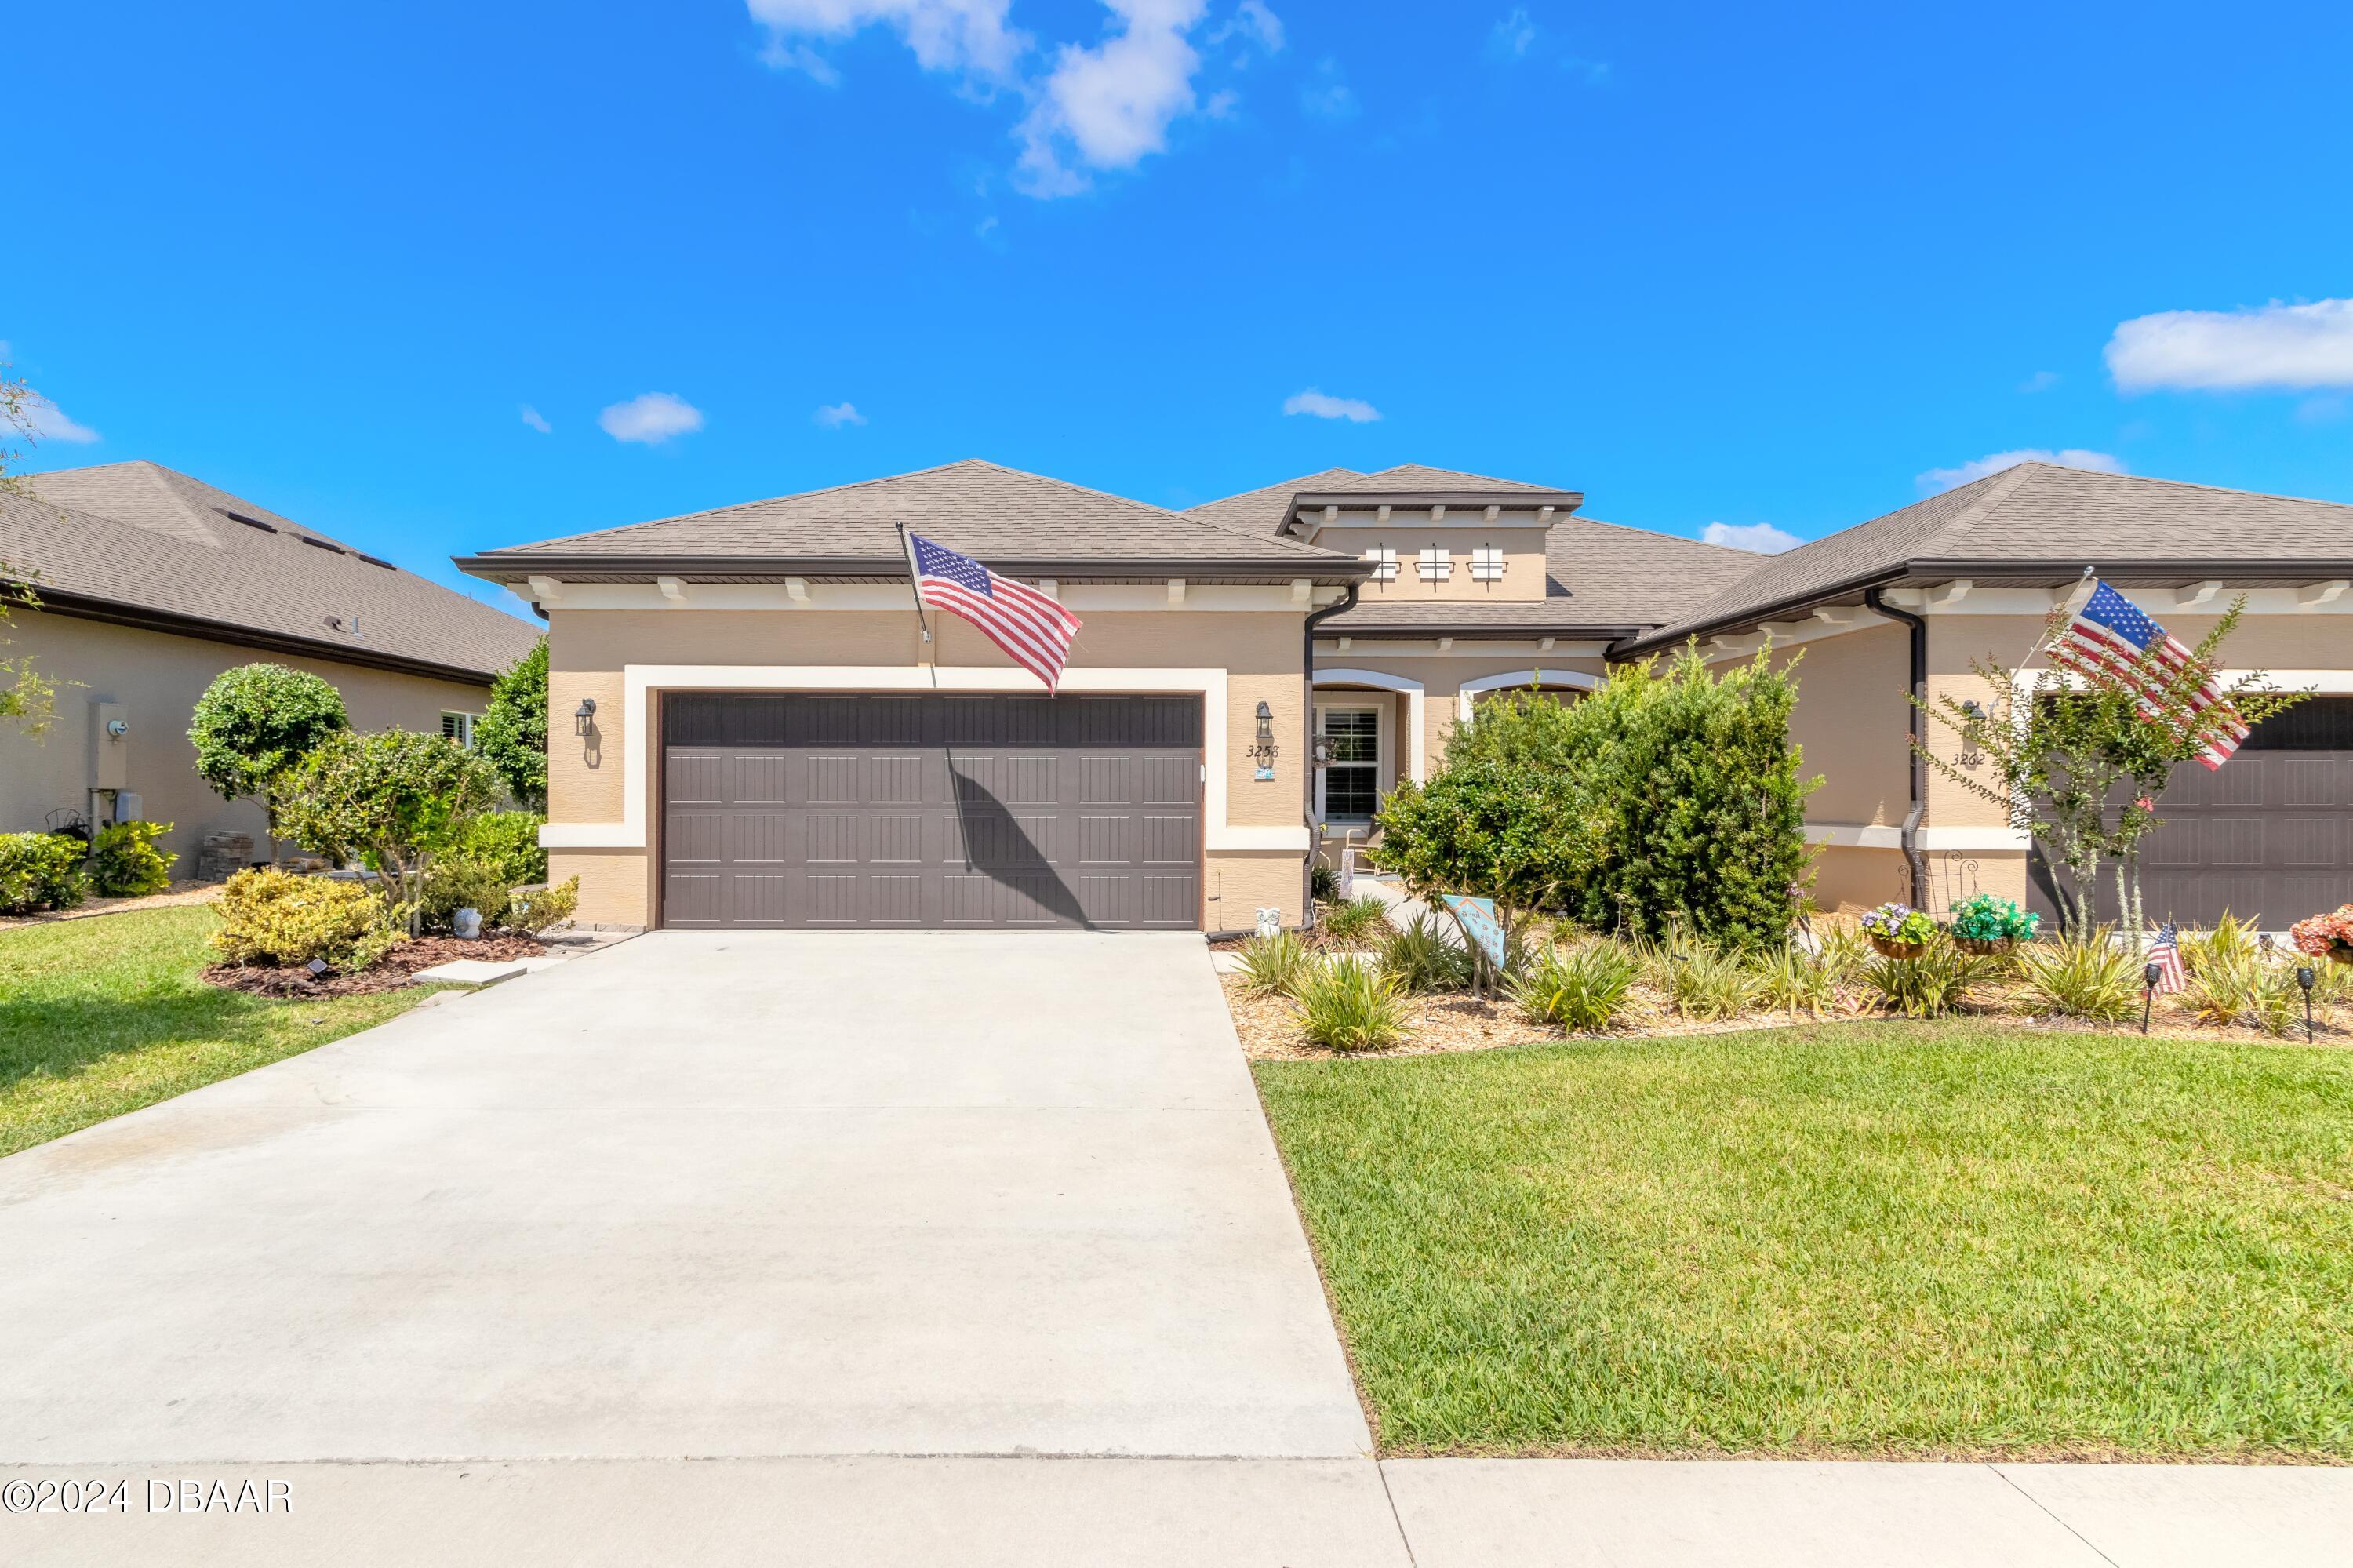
660, 693, 1203, 930
2028, 696, 2353, 928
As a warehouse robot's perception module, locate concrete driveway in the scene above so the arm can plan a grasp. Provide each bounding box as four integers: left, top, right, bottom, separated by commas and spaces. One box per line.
0, 931, 1368, 1464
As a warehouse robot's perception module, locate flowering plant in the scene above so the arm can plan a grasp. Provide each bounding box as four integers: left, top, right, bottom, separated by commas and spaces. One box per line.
1860, 903, 1937, 944
2288, 904, 2353, 959
1949, 893, 2039, 944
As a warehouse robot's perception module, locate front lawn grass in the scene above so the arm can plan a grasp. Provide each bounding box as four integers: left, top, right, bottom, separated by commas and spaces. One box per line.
0, 906, 430, 1159
1254, 1020, 2353, 1460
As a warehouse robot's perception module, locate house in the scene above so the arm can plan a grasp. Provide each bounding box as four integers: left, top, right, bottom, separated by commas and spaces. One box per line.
456, 458, 2353, 933
2, 461, 542, 869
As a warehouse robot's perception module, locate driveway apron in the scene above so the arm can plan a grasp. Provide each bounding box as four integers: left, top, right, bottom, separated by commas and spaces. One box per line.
0, 931, 1369, 1463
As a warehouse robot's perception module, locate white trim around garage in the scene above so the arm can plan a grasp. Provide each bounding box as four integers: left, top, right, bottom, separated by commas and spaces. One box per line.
540, 664, 1308, 854
1311, 668, 1427, 783
1805, 823, 2032, 851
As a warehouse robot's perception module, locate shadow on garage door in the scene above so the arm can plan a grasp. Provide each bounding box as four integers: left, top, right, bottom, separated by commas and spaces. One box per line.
660, 693, 1205, 930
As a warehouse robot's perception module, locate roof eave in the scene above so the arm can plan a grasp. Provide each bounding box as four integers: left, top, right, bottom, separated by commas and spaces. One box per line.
454, 552, 1375, 585
17, 584, 509, 686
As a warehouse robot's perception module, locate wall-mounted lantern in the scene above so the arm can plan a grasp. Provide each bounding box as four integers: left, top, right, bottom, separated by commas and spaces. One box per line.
1247, 699, 1279, 778
573, 697, 598, 737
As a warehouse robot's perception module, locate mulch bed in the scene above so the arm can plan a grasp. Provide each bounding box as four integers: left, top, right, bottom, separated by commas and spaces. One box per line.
205, 934, 547, 998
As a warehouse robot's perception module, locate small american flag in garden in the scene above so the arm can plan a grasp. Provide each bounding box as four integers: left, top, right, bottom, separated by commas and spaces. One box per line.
2147, 922, 2186, 994
2051, 580, 2249, 769
906, 532, 1082, 692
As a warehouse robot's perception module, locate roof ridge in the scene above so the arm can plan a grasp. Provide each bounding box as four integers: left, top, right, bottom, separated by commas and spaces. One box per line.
1923, 461, 2043, 554
1556, 513, 1755, 555
947, 458, 1343, 557
1988, 460, 2353, 514
1358, 463, 1560, 490
1180, 467, 1364, 513
503, 458, 1001, 551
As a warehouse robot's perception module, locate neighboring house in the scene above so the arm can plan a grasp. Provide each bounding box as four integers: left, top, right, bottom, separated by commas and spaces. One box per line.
2, 461, 541, 869
457, 457, 2353, 934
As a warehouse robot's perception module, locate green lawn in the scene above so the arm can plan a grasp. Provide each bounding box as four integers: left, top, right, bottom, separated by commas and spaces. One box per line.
1255, 1022, 2353, 1461
0, 906, 430, 1159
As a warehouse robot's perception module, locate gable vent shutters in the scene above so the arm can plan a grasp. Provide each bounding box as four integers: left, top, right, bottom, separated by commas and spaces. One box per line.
1417, 546, 1451, 582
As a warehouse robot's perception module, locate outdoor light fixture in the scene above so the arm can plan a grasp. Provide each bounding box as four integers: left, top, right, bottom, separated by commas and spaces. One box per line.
2141, 960, 2162, 1034
1246, 700, 1279, 772
2297, 965, 2318, 1042
573, 697, 597, 737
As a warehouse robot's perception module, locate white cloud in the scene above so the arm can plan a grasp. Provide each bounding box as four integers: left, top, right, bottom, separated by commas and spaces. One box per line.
2106, 298, 2353, 392
1701, 520, 1801, 555
598, 392, 704, 445
17, 395, 100, 445
815, 400, 867, 427
1282, 387, 1380, 423
1489, 8, 1537, 58
1299, 56, 1356, 118
1916, 448, 2126, 493
747, 0, 1027, 82
520, 405, 552, 433
1014, 0, 1209, 199
1209, 0, 1283, 55
2018, 369, 2060, 394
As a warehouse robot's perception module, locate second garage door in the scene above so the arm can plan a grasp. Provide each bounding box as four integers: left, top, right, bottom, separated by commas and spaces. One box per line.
660, 693, 1203, 930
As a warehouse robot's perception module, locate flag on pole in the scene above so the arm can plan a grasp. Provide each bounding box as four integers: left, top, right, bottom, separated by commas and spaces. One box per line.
2049, 580, 2249, 769
2146, 922, 2186, 994
904, 532, 1082, 692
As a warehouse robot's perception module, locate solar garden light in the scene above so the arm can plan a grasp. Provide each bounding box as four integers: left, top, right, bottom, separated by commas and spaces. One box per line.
2142, 961, 2162, 1034
2298, 965, 2318, 1042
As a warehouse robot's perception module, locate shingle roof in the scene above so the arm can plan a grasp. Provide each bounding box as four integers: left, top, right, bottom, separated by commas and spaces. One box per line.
467, 459, 1353, 577
1326, 516, 1759, 634
4, 460, 540, 682
1185, 464, 1565, 537
1632, 461, 2353, 649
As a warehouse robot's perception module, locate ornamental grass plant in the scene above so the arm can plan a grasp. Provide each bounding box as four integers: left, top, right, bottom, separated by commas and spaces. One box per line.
1507, 937, 1640, 1031
1294, 955, 1410, 1052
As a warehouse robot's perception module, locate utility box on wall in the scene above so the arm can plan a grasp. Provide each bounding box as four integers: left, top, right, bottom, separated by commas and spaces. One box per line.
90, 700, 128, 791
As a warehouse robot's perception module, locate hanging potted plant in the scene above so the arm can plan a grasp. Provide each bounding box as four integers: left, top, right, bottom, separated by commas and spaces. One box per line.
1860, 902, 1937, 960
1947, 893, 2039, 956
2289, 904, 2353, 966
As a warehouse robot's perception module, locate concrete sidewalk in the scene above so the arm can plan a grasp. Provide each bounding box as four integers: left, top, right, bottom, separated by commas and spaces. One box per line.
5, 1456, 2346, 1566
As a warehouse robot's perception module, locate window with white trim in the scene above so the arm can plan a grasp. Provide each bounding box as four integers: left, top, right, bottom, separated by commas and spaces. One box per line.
1316, 707, 1381, 824
441, 711, 480, 747
1417, 545, 1452, 582
1362, 545, 1398, 582
1470, 544, 1508, 582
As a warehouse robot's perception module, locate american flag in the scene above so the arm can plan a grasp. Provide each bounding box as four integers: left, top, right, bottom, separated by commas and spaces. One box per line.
2146, 922, 2186, 994
905, 532, 1082, 692
2050, 580, 2249, 769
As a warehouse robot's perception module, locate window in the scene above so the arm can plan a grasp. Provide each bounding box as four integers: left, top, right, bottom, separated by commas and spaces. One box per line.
441, 711, 480, 747
1470, 544, 1507, 582
1417, 545, 1452, 582
1317, 708, 1380, 823
1362, 545, 1398, 582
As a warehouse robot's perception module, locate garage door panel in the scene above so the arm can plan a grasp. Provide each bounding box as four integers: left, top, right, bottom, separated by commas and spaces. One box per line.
664, 693, 1201, 930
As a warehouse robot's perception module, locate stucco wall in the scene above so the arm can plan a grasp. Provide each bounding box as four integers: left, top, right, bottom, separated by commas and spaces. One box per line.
0, 609, 500, 867
1314, 648, 1610, 784
1318, 524, 1551, 603
545, 606, 1312, 930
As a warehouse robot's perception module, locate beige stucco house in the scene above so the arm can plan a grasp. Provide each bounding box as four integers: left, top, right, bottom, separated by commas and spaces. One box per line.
2, 461, 541, 868
458, 457, 2353, 934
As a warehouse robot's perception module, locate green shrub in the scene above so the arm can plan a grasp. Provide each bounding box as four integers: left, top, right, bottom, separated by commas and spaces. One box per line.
420, 857, 518, 933
1294, 956, 1409, 1052
2179, 916, 2300, 1035
1238, 930, 1314, 997
188, 664, 349, 848
473, 637, 549, 810
1310, 861, 1340, 903
87, 820, 176, 897
2019, 929, 2143, 1021
1642, 931, 1760, 1020
1865, 938, 1995, 1018
1319, 894, 1391, 948
509, 875, 579, 934
1751, 942, 1843, 1017
1811, 922, 1873, 983
277, 728, 503, 928
209, 868, 393, 967
435, 810, 547, 886
1508, 939, 1638, 1031
1378, 911, 1473, 994
0, 831, 88, 915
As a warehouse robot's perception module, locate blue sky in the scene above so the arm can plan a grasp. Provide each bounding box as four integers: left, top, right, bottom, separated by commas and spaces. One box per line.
9, 1, 2351, 614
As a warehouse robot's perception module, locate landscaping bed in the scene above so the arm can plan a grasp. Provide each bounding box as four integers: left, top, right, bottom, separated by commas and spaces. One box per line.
1255, 1019, 2353, 1461
205, 933, 547, 998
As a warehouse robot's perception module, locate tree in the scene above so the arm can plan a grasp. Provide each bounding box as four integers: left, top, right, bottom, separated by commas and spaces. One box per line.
277, 729, 502, 931
190, 664, 350, 860
0, 362, 62, 735
474, 636, 548, 809
1916, 596, 2304, 938
1373, 761, 1598, 995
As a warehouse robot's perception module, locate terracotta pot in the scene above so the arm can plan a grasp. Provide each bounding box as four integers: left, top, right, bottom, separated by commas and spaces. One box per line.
1953, 935, 2013, 956
1868, 935, 1927, 960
